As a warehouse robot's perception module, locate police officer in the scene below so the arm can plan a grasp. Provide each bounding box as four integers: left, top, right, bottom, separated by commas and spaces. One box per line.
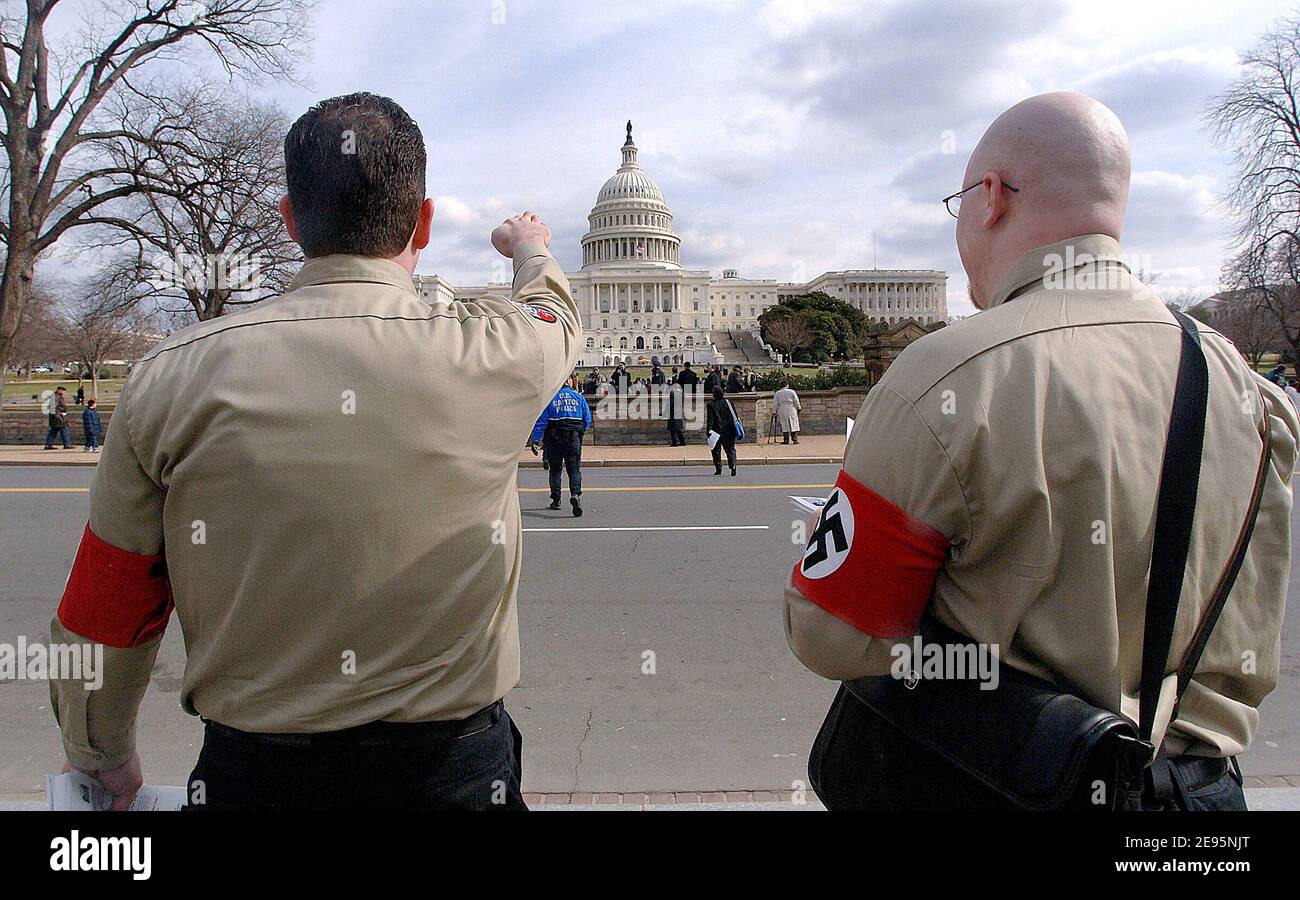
784, 92, 1298, 810
531, 383, 592, 516
47, 93, 581, 811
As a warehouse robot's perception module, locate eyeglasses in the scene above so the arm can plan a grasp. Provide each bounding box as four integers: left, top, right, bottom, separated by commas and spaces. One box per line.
942, 179, 1020, 218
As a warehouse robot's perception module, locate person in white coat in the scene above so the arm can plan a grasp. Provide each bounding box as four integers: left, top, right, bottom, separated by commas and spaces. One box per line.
774, 382, 801, 444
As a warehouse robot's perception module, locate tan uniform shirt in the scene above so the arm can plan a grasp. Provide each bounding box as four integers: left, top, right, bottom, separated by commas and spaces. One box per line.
785, 234, 1297, 757
51, 244, 580, 770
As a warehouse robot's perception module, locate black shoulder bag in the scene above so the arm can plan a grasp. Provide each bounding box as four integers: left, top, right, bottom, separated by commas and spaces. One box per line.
821, 311, 1272, 810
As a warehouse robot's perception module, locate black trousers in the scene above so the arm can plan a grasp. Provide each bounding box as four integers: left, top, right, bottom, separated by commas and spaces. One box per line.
184, 700, 526, 811
810, 684, 1248, 811
711, 432, 737, 470
543, 428, 583, 499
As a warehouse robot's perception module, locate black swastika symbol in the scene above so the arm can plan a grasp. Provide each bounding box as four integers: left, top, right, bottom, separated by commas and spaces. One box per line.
804, 489, 849, 571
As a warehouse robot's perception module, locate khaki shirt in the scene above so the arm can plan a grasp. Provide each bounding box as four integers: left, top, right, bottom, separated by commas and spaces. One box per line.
785, 234, 1297, 757
51, 244, 580, 769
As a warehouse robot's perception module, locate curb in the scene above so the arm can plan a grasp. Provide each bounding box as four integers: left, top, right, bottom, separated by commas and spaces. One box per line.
3, 456, 845, 469
519, 456, 842, 468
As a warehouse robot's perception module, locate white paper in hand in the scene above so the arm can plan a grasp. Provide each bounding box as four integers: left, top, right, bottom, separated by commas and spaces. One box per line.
788, 495, 828, 514
707, 430, 720, 450
47, 770, 187, 811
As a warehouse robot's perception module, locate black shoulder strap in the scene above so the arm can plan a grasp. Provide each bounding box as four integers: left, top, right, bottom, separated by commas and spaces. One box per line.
1139, 309, 1208, 744
1138, 309, 1271, 746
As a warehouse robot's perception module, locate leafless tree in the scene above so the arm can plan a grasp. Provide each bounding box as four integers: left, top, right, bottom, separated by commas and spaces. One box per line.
90, 83, 297, 322
764, 316, 814, 364
0, 0, 310, 398
63, 298, 156, 399
6, 281, 61, 377
1224, 238, 1300, 366
1207, 12, 1300, 254
1213, 289, 1283, 368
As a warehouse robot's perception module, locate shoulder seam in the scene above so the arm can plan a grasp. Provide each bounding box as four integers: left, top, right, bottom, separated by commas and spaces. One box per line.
142, 309, 527, 363
910, 317, 1183, 400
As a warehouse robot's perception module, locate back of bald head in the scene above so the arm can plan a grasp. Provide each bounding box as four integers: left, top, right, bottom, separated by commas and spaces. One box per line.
968, 92, 1131, 240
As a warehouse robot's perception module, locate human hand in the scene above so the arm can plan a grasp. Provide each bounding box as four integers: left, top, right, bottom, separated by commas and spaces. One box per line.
491, 212, 552, 258
64, 752, 142, 811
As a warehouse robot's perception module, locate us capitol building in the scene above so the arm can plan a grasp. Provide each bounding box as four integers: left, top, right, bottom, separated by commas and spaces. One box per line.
413, 123, 948, 367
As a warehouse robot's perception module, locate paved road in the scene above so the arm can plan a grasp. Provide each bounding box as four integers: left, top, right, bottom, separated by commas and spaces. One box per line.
1, 463, 1297, 800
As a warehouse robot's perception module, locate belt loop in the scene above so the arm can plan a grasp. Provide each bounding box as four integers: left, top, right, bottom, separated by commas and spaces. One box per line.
1145, 751, 1183, 810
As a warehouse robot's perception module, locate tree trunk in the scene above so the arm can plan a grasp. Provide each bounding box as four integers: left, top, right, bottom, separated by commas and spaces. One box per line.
0, 246, 38, 418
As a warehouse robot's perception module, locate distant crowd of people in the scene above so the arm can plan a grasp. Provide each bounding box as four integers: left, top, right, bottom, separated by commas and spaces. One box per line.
574, 360, 762, 397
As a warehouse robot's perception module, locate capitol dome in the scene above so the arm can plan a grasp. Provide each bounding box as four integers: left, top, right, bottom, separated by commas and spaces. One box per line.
581, 121, 681, 269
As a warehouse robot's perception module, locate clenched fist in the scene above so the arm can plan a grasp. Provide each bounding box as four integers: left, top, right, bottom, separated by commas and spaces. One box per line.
491, 212, 552, 258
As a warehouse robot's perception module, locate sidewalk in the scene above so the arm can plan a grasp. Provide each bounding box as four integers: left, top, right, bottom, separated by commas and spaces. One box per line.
4, 784, 1298, 810
0, 435, 848, 468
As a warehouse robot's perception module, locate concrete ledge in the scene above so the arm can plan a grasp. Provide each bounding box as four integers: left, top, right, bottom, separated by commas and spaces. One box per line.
0, 437, 848, 470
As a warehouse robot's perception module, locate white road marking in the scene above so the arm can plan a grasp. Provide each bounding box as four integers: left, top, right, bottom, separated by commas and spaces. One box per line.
524, 525, 770, 533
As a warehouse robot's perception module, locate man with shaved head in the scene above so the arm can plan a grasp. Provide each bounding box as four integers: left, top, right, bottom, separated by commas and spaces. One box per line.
785, 92, 1298, 810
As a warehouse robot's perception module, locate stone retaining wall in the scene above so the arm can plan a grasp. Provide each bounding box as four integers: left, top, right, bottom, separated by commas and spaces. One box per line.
1, 387, 869, 447
1, 409, 114, 446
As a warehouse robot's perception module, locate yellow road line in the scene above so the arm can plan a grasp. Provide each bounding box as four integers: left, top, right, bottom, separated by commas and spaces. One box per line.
3, 484, 835, 495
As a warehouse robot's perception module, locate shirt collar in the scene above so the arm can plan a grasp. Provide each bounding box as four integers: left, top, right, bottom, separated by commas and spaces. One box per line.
289, 254, 418, 296
987, 234, 1129, 308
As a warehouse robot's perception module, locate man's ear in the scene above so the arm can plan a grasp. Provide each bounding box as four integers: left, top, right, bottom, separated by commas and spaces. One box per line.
411, 198, 435, 251
278, 196, 300, 244
981, 173, 1010, 229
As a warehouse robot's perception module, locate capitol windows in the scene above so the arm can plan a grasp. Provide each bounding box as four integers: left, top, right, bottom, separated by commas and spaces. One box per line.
669, 336, 678, 348
685, 335, 695, 346
620, 337, 629, 349
734, 305, 741, 317
586, 337, 596, 349
652, 336, 662, 349
602, 337, 612, 348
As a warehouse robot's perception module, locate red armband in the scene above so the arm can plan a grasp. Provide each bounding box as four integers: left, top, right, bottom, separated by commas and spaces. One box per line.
56, 523, 173, 648
791, 469, 949, 638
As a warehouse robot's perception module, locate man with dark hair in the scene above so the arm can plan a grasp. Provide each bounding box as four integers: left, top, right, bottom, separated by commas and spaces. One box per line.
281, 92, 427, 259
48, 93, 581, 812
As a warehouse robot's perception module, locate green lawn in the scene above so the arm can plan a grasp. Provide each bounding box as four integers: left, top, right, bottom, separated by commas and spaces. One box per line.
2, 376, 126, 409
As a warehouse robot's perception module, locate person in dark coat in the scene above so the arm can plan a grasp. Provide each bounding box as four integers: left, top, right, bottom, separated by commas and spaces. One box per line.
44, 386, 71, 450
611, 363, 632, 395
726, 368, 745, 393
666, 381, 686, 446
82, 398, 102, 453
676, 362, 699, 390
706, 385, 740, 476
703, 365, 721, 395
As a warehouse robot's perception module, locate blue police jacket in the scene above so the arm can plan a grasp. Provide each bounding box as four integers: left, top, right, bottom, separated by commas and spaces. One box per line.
530, 386, 592, 443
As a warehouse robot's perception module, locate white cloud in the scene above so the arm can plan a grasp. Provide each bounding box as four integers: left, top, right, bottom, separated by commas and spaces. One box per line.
244, 0, 1289, 318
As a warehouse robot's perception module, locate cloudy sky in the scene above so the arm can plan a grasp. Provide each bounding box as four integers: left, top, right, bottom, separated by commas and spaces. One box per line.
254, 0, 1290, 316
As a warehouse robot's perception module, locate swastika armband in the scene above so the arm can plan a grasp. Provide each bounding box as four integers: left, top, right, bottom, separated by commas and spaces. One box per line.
57, 524, 173, 648
790, 469, 949, 638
